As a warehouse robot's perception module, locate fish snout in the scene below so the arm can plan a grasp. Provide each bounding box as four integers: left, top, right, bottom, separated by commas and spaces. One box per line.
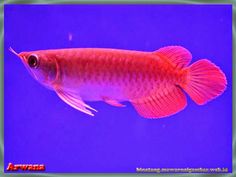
18, 53, 27, 62
9, 47, 27, 63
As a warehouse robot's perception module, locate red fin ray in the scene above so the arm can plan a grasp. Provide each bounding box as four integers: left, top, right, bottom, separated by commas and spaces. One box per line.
155, 46, 192, 68
131, 86, 187, 118
182, 59, 227, 105
55, 89, 97, 116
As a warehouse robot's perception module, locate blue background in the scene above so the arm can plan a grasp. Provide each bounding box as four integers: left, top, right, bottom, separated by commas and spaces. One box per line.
4, 5, 232, 173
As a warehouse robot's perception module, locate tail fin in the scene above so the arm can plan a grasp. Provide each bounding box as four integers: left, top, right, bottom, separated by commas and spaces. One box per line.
182, 59, 227, 105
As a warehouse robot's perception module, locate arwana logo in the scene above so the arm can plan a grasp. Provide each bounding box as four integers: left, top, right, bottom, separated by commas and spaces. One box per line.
6, 162, 45, 171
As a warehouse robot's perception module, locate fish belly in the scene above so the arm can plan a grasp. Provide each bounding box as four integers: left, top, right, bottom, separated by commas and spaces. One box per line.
78, 84, 126, 101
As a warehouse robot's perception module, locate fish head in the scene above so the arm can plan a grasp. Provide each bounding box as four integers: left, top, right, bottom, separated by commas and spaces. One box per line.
10, 47, 58, 89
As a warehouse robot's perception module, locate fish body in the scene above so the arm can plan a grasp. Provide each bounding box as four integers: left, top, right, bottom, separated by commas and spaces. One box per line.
53, 48, 184, 101
10, 46, 227, 118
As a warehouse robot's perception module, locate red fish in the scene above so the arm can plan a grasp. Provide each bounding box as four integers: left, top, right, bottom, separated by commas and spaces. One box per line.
9, 46, 227, 118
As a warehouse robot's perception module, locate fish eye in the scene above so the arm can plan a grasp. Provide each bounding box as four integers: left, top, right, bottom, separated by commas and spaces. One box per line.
28, 55, 39, 68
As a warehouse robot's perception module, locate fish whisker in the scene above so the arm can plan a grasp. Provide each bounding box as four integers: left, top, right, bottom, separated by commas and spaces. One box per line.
9, 47, 19, 57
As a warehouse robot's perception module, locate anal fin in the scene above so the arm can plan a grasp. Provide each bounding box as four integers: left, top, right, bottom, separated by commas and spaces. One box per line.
131, 86, 187, 118
55, 89, 97, 116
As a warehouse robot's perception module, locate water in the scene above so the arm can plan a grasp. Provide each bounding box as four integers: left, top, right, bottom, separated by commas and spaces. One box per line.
4, 4, 232, 173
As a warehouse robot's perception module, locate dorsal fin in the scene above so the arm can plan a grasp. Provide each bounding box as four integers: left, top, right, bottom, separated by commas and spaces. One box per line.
155, 46, 192, 68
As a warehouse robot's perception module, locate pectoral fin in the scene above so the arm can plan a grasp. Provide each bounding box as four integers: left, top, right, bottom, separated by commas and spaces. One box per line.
102, 96, 126, 107
55, 89, 97, 116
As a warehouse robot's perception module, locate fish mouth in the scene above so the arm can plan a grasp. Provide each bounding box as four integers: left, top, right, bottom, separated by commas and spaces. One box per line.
9, 47, 27, 63
9, 47, 40, 83
9, 46, 31, 72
